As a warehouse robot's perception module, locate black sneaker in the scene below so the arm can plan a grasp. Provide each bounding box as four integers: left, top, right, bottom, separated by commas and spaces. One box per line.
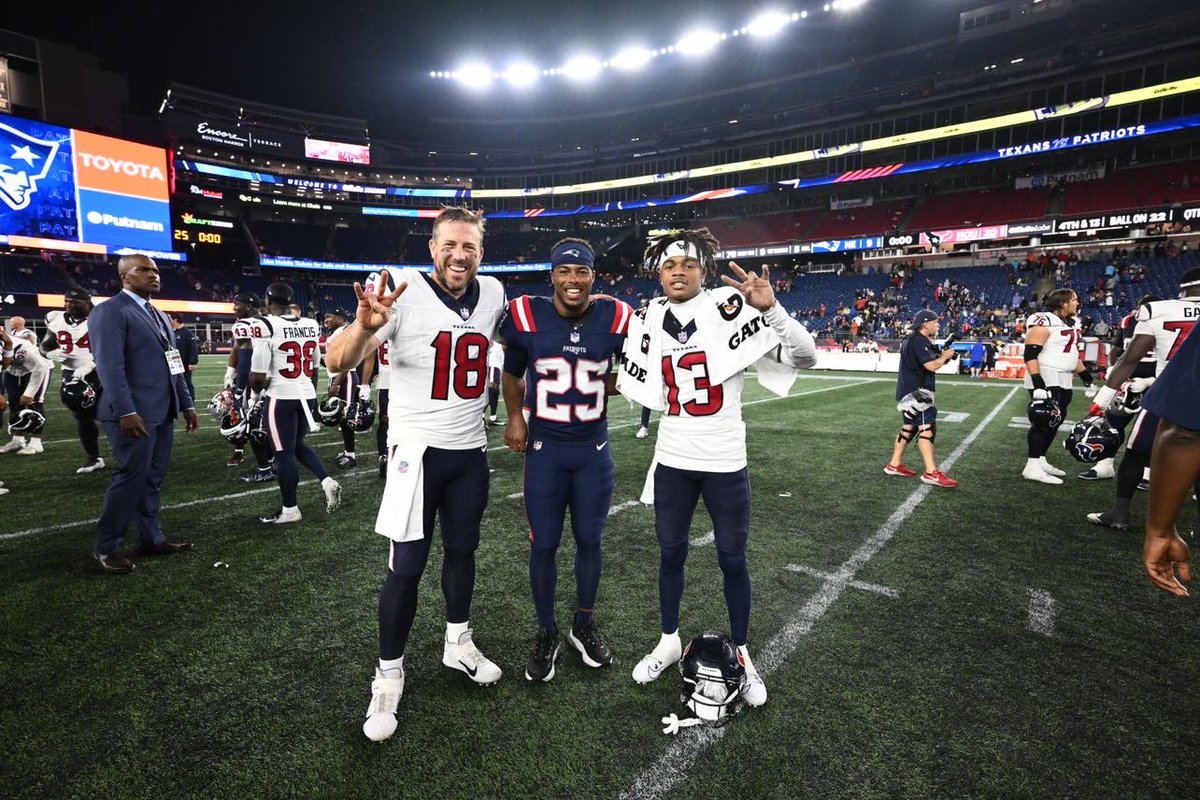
524, 630, 560, 682
1086, 511, 1129, 531
240, 467, 276, 483
568, 620, 612, 668
336, 452, 357, 468
378, 454, 387, 479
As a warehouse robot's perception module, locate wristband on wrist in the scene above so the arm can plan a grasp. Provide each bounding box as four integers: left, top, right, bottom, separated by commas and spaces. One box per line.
1031, 373, 1047, 391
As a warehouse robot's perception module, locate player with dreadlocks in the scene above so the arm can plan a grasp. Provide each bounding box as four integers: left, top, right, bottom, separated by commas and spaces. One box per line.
616, 227, 818, 709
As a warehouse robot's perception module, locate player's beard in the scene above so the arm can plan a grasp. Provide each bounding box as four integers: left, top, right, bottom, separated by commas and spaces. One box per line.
435, 255, 479, 297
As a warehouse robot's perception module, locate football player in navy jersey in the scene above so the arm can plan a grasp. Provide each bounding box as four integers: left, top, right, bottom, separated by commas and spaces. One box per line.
499, 238, 634, 682
1140, 310, 1200, 596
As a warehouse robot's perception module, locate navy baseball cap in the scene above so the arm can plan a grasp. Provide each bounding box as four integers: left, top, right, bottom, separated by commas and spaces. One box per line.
910, 310, 939, 330
328, 307, 351, 320
234, 292, 261, 308
64, 286, 92, 302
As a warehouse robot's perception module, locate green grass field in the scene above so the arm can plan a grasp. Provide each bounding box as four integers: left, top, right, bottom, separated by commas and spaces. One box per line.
2, 355, 1198, 799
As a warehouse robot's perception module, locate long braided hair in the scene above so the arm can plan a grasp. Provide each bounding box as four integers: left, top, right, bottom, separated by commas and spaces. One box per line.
642, 228, 721, 276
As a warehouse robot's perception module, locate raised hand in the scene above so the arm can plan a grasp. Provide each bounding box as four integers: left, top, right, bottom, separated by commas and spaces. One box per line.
721, 261, 776, 311
353, 269, 408, 332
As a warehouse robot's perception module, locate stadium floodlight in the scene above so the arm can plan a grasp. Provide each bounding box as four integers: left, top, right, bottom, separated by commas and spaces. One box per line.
747, 10, 792, 38
613, 46, 654, 72
676, 28, 721, 56
562, 55, 603, 81
454, 62, 493, 89
504, 62, 540, 88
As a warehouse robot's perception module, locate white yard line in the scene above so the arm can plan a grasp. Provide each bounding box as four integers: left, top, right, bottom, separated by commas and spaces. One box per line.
1027, 589, 1056, 637
784, 563, 899, 598
690, 531, 715, 547
620, 384, 1021, 800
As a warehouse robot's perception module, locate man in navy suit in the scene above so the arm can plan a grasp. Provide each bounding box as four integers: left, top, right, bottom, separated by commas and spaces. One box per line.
89, 255, 199, 574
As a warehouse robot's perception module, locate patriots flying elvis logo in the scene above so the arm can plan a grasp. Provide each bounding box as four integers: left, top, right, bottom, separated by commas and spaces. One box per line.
0, 122, 60, 212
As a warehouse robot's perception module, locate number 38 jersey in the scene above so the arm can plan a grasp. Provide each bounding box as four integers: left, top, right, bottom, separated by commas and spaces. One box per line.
1023, 311, 1081, 389
44, 310, 94, 373
373, 269, 506, 449
249, 314, 321, 400
499, 295, 633, 445
1132, 297, 1200, 375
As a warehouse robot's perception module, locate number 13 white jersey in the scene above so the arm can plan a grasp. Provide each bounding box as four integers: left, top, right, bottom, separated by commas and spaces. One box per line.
373, 268, 506, 448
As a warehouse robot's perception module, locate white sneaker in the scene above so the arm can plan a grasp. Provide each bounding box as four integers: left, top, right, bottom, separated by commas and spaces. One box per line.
363, 666, 404, 742
632, 632, 682, 684
76, 458, 106, 474
0, 487, 8, 496
1039, 458, 1066, 477
17, 440, 43, 456
738, 645, 767, 707
0, 438, 26, 454
323, 478, 342, 512
442, 629, 502, 684
635, 426, 649, 439
259, 507, 302, 524
1022, 463, 1063, 485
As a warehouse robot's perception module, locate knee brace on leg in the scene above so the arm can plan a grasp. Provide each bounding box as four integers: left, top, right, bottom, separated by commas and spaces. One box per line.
919, 424, 936, 443
897, 425, 916, 444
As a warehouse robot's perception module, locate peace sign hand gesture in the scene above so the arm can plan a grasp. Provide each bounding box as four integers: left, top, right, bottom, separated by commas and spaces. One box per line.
721, 261, 777, 311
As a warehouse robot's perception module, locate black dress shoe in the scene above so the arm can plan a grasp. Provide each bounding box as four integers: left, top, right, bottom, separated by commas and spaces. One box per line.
135, 540, 193, 556
94, 551, 135, 574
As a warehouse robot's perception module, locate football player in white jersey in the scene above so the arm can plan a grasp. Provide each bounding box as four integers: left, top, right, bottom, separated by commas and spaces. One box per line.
360, 329, 391, 479
248, 282, 341, 524
325, 207, 507, 742
620, 229, 818, 708
1, 315, 39, 448
1021, 289, 1097, 484
0, 325, 52, 455
1086, 267, 1200, 531
42, 287, 105, 471
225, 293, 277, 481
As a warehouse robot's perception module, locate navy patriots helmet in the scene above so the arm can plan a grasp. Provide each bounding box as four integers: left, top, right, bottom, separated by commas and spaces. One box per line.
1027, 397, 1062, 432
60, 376, 99, 412
344, 397, 376, 432
0, 121, 61, 212
318, 395, 345, 427
1064, 416, 1123, 463
678, 631, 746, 727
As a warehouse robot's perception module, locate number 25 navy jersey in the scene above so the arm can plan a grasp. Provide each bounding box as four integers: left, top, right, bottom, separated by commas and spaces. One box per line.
500, 295, 633, 445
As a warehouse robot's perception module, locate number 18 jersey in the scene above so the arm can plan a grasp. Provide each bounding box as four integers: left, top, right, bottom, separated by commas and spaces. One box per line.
373, 269, 506, 449
249, 314, 320, 400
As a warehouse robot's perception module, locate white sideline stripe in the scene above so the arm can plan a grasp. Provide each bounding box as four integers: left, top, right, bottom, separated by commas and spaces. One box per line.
620, 384, 1021, 800
1027, 589, 1055, 636
690, 531, 715, 547
506, 491, 524, 500
784, 563, 899, 598
608, 499, 644, 517
0, 466, 378, 542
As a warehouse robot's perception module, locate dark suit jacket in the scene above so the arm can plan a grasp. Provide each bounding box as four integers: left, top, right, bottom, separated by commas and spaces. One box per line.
174, 326, 199, 367
89, 291, 195, 423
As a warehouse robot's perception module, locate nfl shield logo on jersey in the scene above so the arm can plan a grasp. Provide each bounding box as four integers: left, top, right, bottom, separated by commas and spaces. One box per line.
459, 307, 470, 320
533, 441, 543, 450
398, 461, 409, 473
677, 331, 690, 343
570, 331, 581, 343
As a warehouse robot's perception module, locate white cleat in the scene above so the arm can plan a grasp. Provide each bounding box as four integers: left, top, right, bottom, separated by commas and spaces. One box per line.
1022, 464, 1063, 485
1039, 458, 1066, 477
259, 507, 302, 524
632, 633, 682, 684
76, 458, 106, 474
363, 666, 404, 742
442, 629, 502, 684
635, 426, 649, 439
738, 645, 767, 707
0, 438, 26, 454
17, 443, 43, 456
323, 478, 342, 512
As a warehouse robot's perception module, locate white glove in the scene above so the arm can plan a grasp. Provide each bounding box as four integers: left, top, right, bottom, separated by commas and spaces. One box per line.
1091, 385, 1117, 410
1083, 383, 1099, 399
1128, 377, 1156, 393
359, 384, 372, 401
1032, 388, 1051, 401
223, 366, 237, 386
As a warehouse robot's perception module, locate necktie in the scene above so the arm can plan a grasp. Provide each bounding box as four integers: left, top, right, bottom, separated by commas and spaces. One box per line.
144, 303, 166, 340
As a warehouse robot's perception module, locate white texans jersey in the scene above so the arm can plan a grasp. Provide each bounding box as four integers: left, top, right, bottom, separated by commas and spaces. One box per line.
1133, 297, 1200, 375
10, 328, 37, 347
1023, 311, 1081, 389
375, 339, 391, 391
6, 338, 51, 386
654, 297, 750, 473
44, 311, 94, 374
231, 315, 261, 342
249, 314, 320, 400
324, 324, 352, 381
373, 268, 506, 448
